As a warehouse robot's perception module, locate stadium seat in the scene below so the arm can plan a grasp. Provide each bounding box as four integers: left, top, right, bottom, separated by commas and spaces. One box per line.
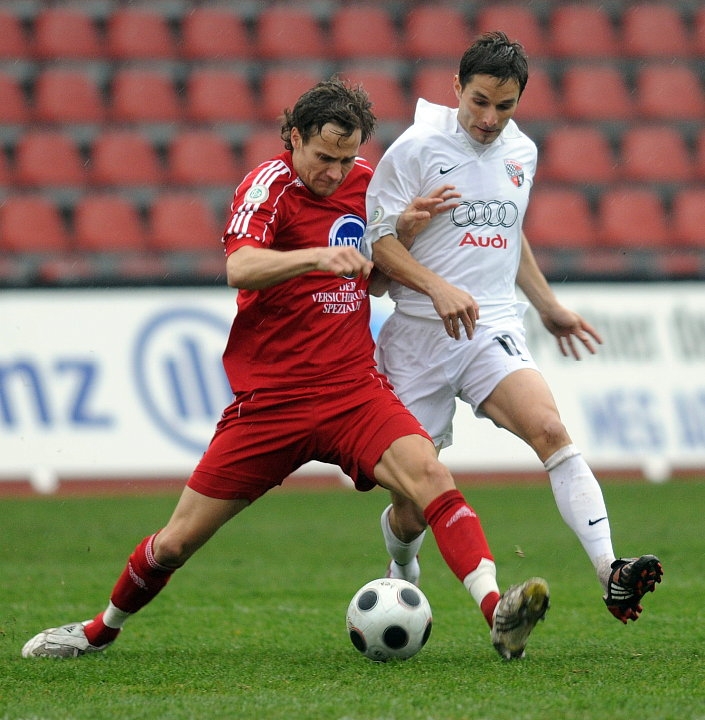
240, 128, 287, 171
0, 72, 29, 123
410, 64, 458, 108
474, 5, 544, 56
184, 68, 257, 124
403, 6, 472, 60
330, 6, 401, 59
109, 69, 182, 124
538, 126, 616, 184
148, 193, 221, 251
696, 129, 705, 180
254, 6, 326, 60
634, 64, 705, 121
618, 126, 694, 183
597, 187, 669, 248
694, 6, 705, 55
0, 147, 11, 185
31, 7, 102, 60
167, 130, 240, 187
106, 7, 177, 59
258, 67, 325, 123
620, 3, 693, 58
0, 11, 28, 59
672, 189, 705, 247
523, 188, 594, 248
0, 195, 70, 252
338, 66, 411, 122
514, 67, 560, 123
548, 4, 619, 58
33, 69, 106, 124
14, 131, 86, 187
73, 194, 146, 252
561, 65, 633, 120
89, 130, 163, 186
180, 7, 252, 60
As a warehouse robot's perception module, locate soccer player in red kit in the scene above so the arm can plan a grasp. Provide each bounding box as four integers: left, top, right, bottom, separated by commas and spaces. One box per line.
22, 79, 548, 662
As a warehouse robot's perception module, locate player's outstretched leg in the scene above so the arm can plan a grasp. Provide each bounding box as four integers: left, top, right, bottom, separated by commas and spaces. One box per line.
22, 620, 116, 658
603, 555, 663, 623
490, 577, 550, 660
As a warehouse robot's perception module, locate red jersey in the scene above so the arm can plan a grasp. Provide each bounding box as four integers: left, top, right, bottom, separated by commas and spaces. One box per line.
221, 151, 376, 392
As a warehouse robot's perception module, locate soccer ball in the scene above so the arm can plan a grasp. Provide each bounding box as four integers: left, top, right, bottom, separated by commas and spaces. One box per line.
346, 578, 432, 662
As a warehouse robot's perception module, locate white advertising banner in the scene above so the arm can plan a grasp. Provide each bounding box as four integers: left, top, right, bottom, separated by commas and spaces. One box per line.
1, 284, 704, 488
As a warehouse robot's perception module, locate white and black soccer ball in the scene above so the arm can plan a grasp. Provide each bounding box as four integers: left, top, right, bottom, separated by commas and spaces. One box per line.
346, 578, 432, 662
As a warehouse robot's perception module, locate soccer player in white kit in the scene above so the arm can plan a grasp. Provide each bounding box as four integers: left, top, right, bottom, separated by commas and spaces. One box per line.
365, 32, 663, 624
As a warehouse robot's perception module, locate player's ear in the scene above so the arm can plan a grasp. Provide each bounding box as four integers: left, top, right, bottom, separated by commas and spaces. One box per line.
291, 127, 302, 150
453, 75, 462, 102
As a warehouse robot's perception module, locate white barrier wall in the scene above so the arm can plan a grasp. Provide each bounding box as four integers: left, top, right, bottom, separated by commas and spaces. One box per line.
2, 284, 704, 488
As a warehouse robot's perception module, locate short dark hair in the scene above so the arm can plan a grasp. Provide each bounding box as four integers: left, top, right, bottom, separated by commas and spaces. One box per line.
281, 77, 376, 151
458, 31, 529, 95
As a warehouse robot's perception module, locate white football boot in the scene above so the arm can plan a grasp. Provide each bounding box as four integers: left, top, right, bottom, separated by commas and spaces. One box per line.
22, 621, 114, 658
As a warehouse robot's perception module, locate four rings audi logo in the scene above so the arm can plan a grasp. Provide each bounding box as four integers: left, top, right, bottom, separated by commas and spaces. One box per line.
450, 200, 519, 228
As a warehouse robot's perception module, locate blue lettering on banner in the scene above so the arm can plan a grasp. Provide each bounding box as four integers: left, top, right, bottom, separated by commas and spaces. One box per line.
0, 358, 112, 428
133, 308, 232, 453
582, 389, 665, 451
674, 389, 705, 448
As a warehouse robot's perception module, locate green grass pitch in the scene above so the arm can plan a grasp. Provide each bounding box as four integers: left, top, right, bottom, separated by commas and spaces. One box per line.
2, 479, 704, 720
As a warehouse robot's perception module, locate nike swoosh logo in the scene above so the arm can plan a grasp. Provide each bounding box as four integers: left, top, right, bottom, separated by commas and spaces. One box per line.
439, 164, 459, 175
588, 517, 607, 526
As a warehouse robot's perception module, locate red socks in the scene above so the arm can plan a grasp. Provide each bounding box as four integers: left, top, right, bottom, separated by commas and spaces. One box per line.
84, 534, 175, 647
423, 489, 494, 583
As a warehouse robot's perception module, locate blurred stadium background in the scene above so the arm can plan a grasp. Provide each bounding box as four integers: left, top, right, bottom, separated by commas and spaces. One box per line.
1, 0, 704, 287
2, 1, 705, 493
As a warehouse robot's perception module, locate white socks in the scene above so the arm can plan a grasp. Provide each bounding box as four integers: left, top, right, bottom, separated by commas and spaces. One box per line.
462, 557, 500, 607
102, 601, 131, 629
380, 504, 426, 585
545, 444, 615, 588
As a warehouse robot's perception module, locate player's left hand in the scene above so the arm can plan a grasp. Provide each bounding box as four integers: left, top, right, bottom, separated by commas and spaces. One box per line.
541, 306, 603, 360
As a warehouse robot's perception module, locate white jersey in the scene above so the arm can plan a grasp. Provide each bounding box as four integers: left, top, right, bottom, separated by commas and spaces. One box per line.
365, 98, 537, 325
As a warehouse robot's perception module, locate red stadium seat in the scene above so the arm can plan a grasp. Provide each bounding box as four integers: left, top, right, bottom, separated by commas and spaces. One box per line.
474, 5, 544, 56
411, 65, 457, 109
14, 131, 86, 187
538, 127, 615, 184
184, 68, 257, 124
561, 65, 633, 121
618, 126, 694, 183
597, 187, 669, 248
180, 7, 252, 60
258, 67, 325, 123
0, 195, 70, 251
621, 3, 693, 58
106, 7, 177, 59
73, 194, 146, 252
0, 72, 29, 123
255, 6, 326, 60
548, 4, 619, 58
338, 66, 411, 122
109, 69, 182, 123
330, 6, 401, 59
167, 131, 240, 187
403, 6, 472, 61
149, 193, 221, 252
240, 128, 286, 171
0, 11, 28, 59
672, 189, 705, 247
523, 188, 594, 249
89, 130, 163, 186
514, 67, 560, 123
31, 7, 102, 60
634, 64, 705, 121
33, 69, 106, 124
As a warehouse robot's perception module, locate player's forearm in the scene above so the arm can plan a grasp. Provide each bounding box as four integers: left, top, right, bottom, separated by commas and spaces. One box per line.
226, 245, 321, 290
516, 233, 559, 314
371, 234, 445, 297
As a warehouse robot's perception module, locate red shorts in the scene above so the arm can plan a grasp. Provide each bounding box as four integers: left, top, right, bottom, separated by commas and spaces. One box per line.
187, 371, 431, 502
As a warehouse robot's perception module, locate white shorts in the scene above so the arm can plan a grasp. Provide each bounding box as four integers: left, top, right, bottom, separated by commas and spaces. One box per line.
375, 311, 540, 449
